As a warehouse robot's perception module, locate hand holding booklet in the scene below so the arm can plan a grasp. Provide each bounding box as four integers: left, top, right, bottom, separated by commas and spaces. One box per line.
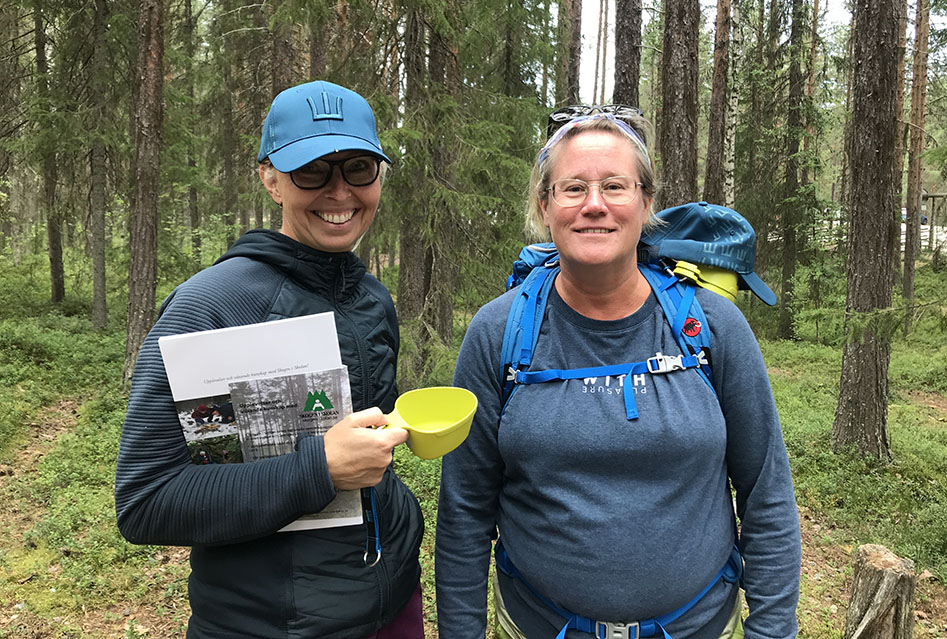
158, 312, 363, 531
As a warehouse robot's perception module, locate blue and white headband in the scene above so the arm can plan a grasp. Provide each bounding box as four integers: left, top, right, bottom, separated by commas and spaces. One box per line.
537, 113, 649, 166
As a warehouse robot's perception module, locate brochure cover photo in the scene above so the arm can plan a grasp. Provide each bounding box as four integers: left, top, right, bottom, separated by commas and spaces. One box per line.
229, 367, 361, 530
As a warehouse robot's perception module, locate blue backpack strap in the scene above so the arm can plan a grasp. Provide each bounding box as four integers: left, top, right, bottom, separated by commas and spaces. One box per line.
512, 352, 707, 421
638, 263, 714, 391
500, 251, 716, 418
500, 263, 560, 412
507, 243, 560, 291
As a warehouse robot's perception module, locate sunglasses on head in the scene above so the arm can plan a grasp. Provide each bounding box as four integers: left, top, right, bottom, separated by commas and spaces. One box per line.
546, 104, 644, 138
288, 154, 381, 190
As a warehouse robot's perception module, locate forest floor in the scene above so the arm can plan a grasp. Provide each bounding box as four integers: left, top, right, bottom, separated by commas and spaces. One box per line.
1, 400, 946, 639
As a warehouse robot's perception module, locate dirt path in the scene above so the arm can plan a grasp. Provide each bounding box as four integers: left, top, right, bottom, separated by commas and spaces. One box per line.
2, 405, 945, 638
0, 401, 190, 639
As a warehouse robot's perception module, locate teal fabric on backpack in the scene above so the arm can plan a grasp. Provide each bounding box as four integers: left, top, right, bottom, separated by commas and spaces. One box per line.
639, 201, 777, 307
499, 242, 715, 420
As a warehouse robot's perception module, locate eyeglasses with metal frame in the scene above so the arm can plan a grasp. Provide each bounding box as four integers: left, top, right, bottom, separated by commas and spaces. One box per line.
288, 155, 381, 190
546, 176, 644, 207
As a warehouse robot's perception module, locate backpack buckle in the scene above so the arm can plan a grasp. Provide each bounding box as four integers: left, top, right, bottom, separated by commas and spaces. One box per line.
505, 364, 518, 383
646, 352, 685, 374
595, 621, 639, 639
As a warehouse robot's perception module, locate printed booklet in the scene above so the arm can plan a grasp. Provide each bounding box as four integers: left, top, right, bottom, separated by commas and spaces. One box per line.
157, 312, 362, 531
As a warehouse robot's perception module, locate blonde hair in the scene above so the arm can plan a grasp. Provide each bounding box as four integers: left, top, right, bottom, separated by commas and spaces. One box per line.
525, 115, 659, 241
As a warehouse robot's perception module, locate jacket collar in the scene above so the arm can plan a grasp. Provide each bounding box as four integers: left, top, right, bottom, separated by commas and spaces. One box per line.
215, 229, 367, 300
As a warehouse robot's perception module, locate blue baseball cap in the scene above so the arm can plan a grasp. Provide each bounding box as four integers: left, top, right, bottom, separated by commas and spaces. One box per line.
257, 80, 391, 171
639, 201, 778, 305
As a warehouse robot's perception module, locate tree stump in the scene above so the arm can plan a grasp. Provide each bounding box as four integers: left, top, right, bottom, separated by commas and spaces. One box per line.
843, 544, 916, 639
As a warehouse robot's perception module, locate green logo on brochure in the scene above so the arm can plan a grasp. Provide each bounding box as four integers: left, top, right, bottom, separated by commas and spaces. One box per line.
305, 390, 333, 412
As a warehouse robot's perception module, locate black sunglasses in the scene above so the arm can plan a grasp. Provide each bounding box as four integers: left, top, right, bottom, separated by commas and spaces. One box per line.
546, 104, 644, 138
289, 155, 381, 190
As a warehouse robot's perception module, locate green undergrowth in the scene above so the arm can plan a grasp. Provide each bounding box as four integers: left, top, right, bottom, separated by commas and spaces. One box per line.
763, 337, 947, 581
393, 449, 442, 627
0, 256, 177, 630
0, 256, 125, 464
6, 393, 166, 613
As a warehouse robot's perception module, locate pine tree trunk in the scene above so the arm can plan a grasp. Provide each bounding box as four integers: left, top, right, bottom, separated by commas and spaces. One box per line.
541, 0, 550, 104
0, 2, 9, 253
271, 8, 294, 98
801, 0, 819, 180
309, 11, 326, 78
221, 3, 238, 249
0, 2, 13, 255
503, 0, 519, 96
891, 0, 907, 284
612, 0, 640, 106
593, 0, 604, 102
723, 0, 740, 208
598, 0, 608, 103
34, 11, 64, 304
651, 22, 660, 147
184, 0, 201, 263
385, 4, 401, 101
332, 0, 350, 85
777, 0, 806, 340
839, 15, 855, 221
833, 0, 897, 460
903, 0, 930, 335
553, 0, 583, 105
703, 0, 731, 205
397, 9, 427, 321
124, 0, 165, 384
658, 0, 699, 209
90, 0, 109, 330
252, 2, 268, 233
266, 5, 288, 230
556, 0, 569, 104
427, 20, 461, 345
844, 545, 915, 639
745, 0, 765, 198
568, 0, 582, 104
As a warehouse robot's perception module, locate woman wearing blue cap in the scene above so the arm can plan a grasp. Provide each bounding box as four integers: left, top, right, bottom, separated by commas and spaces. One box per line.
436, 110, 800, 639
115, 81, 424, 638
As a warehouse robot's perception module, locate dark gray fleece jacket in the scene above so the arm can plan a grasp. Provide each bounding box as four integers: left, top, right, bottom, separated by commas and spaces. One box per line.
115, 229, 422, 639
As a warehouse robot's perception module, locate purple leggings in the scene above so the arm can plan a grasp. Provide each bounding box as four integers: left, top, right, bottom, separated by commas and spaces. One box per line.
365, 583, 424, 639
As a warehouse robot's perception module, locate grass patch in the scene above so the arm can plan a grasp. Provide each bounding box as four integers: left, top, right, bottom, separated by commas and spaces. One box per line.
764, 333, 947, 581
394, 448, 442, 627
0, 254, 184, 634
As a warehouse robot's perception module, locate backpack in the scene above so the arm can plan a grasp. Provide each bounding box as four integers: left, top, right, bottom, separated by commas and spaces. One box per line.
499, 201, 775, 421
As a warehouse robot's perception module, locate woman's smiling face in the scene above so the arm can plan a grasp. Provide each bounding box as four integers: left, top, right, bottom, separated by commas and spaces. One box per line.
540, 130, 653, 273
262, 150, 382, 253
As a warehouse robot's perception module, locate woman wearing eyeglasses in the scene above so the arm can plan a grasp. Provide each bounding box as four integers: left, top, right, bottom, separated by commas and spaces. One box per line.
115, 81, 424, 639
435, 111, 800, 639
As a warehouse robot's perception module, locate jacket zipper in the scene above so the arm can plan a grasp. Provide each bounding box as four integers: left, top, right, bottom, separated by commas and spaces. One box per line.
331, 260, 391, 615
